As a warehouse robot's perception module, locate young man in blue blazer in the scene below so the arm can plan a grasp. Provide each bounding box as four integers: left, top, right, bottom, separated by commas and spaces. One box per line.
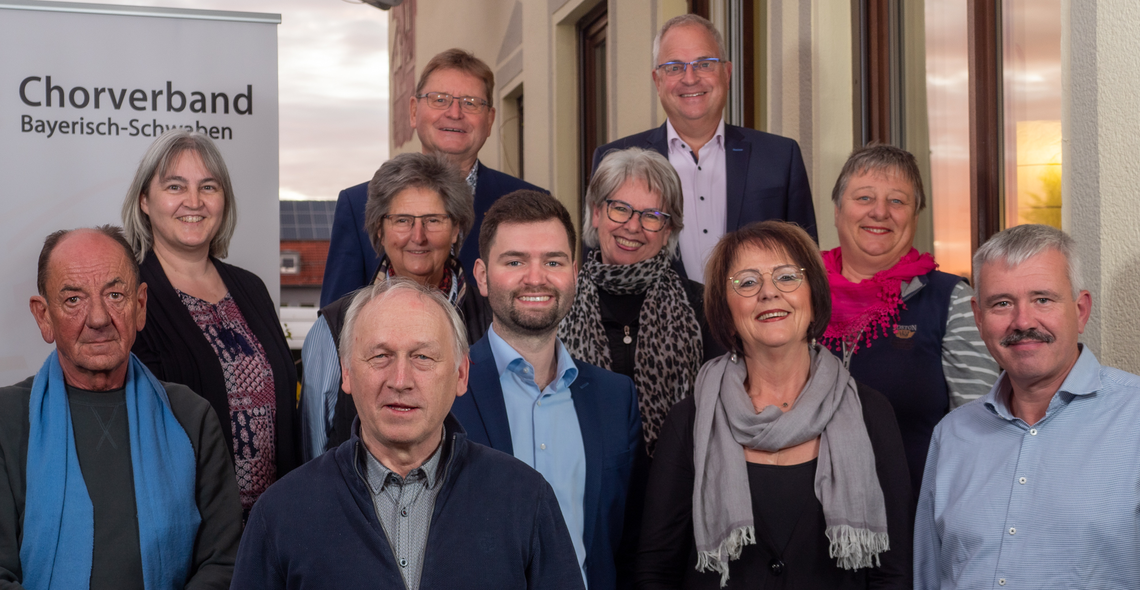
592, 14, 815, 280
451, 190, 645, 590
321, 48, 546, 306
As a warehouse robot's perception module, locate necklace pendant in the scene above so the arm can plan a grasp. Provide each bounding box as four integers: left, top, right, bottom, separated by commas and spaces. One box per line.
623, 326, 632, 345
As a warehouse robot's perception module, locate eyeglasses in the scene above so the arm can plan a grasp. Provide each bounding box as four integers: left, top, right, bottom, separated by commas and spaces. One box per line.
415, 92, 491, 114
655, 58, 723, 77
729, 266, 806, 297
604, 200, 672, 232
382, 213, 453, 233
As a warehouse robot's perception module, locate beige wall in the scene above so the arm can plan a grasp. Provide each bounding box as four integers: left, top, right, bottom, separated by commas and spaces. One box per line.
1063, 0, 1140, 371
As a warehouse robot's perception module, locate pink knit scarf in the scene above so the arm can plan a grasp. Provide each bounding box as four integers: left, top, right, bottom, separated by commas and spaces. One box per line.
821, 247, 937, 355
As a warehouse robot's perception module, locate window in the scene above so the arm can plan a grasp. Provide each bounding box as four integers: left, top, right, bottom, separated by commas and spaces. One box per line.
578, 1, 608, 199
280, 252, 300, 275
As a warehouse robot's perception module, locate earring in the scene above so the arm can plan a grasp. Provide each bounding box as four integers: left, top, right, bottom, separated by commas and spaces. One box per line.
730, 351, 738, 363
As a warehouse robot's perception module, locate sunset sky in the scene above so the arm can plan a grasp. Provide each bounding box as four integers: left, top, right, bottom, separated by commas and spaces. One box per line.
67, 0, 392, 201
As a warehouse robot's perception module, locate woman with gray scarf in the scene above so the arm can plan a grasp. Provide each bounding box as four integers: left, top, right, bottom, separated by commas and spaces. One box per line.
636, 221, 911, 588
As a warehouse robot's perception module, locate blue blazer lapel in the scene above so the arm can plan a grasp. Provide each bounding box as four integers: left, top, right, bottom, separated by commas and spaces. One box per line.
646, 123, 669, 158
570, 373, 603, 558
467, 337, 514, 455
724, 124, 751, 231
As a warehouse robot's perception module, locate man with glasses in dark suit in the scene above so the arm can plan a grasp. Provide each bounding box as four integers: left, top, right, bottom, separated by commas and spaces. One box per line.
592, 14, 816, 280
321, 48, 546, 306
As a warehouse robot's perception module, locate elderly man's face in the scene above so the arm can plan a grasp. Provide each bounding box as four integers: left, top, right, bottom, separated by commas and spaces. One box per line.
30, 230, 147, 391
341, 289, 469, 469
972, 248, 1090, 394
410, 67, 496, 171
652, 23, 732, 134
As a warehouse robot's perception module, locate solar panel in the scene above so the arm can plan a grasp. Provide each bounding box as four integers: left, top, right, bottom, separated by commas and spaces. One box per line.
280, 200, 337, 240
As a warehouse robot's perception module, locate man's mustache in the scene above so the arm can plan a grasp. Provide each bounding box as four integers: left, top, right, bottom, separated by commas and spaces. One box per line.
1000, 328, 1055, 347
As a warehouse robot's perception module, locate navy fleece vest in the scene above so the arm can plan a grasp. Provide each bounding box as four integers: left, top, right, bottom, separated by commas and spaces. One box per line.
831, 270, 963, 496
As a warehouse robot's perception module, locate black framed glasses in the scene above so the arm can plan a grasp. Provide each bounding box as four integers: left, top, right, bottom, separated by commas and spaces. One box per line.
415, 92, 491, 114
729, 266, 805, 297
382, 213, 453, 233
655, 58, 723, 77
604, 199, 671, 232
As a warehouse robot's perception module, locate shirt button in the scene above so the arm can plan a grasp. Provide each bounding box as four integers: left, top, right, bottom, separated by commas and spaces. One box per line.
703, 229, 708, 234
399, 558, 408, 568
1019, 477, 1027, 484
1029, 428, 1038, 435
1009, 527, 1016, 535
999, 579, 1006, 586
401, 508, 408, 517
699, 196, 705, 201
536, 400, 542, 406
540, 443, 547, 450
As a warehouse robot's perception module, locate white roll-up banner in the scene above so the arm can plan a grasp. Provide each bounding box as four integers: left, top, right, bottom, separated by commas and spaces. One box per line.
0, 0, 280, 385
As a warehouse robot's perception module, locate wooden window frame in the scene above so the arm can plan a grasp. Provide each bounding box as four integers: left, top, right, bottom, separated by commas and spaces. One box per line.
578, 2, 608, 201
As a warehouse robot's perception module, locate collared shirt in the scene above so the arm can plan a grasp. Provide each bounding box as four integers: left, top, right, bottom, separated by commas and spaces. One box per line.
466, 160, 479, 192
915, 345, 1140, 589
363, 435, 446, 590
486, 324, 588, 586
666, 118, 727, 279
299, 315, 338, 461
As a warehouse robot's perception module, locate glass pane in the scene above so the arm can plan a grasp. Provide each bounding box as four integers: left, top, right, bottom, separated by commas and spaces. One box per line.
1002, 0, 1062, 229
594, 40, 607, 146
925, 0, 972, 278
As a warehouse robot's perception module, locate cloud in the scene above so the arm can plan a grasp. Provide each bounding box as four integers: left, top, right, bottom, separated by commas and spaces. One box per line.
64, 0, 391, 201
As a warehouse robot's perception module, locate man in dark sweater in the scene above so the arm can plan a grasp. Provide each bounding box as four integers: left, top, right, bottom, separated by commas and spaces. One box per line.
0, 226, 242, 590
233, 278, 583, 590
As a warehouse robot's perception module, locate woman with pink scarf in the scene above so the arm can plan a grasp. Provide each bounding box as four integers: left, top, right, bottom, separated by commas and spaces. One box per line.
822, 145, 998, 496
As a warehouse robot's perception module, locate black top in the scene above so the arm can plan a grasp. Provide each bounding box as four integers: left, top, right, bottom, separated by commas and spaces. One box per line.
636, 386, 913, 589
749, 460, 817, 555
132, 251, 300, 478
595, 276, 725, 380
68, 386, 144, 590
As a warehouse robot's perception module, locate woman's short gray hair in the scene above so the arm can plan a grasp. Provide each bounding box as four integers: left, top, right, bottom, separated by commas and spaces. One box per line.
652, 14, 727, 65
973, 224, 1084, 297
121, 128, 237, 263
363, 152, 475, 257
338, 277, 469, 366
830, 143, 926, 213
582, 147, 684, 258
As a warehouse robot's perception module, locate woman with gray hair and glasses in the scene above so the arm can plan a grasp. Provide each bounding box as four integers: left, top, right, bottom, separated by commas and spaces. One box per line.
123, 129, 298, 521
299, 151, 481, 461
560, 147, 724, 456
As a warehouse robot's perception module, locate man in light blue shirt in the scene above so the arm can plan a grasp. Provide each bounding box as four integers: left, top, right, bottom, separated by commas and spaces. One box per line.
450, 190, 644, 590
915, 224, 1140, 589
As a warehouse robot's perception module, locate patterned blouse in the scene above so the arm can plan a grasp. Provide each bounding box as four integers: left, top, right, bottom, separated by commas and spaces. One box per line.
179, 290, 278, 519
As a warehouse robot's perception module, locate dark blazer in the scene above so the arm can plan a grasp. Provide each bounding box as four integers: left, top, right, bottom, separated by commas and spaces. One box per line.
592, 123, 816, 278
319, 163, 547, 307
636, 386, 912, 589
232, 415, 585, 590
132, 251, 300, 478
450, 334, 645, 590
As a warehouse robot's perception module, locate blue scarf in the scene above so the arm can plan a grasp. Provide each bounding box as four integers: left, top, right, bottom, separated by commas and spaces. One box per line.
21, 351, 201, 590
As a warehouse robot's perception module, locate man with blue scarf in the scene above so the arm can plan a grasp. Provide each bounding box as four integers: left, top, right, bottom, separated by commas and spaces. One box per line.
0, 226, 242, 590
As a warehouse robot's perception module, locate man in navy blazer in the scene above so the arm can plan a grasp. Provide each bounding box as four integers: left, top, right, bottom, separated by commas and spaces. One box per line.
592, 14, 815, 280
321, 48, 545, 306
450, 190, 644, 590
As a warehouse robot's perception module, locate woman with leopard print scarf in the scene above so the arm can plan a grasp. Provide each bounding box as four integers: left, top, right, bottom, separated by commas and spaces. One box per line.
560, 148, 723, 456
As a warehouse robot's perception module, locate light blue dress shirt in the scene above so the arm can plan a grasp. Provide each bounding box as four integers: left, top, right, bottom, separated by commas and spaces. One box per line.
486, 324, 588, 586
299, 316, 340, 462
915, 345, 1140, 589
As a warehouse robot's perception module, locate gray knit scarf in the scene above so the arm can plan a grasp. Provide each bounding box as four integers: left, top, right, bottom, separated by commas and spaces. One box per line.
559, 249, 701, 455
692, 346, 888, 586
